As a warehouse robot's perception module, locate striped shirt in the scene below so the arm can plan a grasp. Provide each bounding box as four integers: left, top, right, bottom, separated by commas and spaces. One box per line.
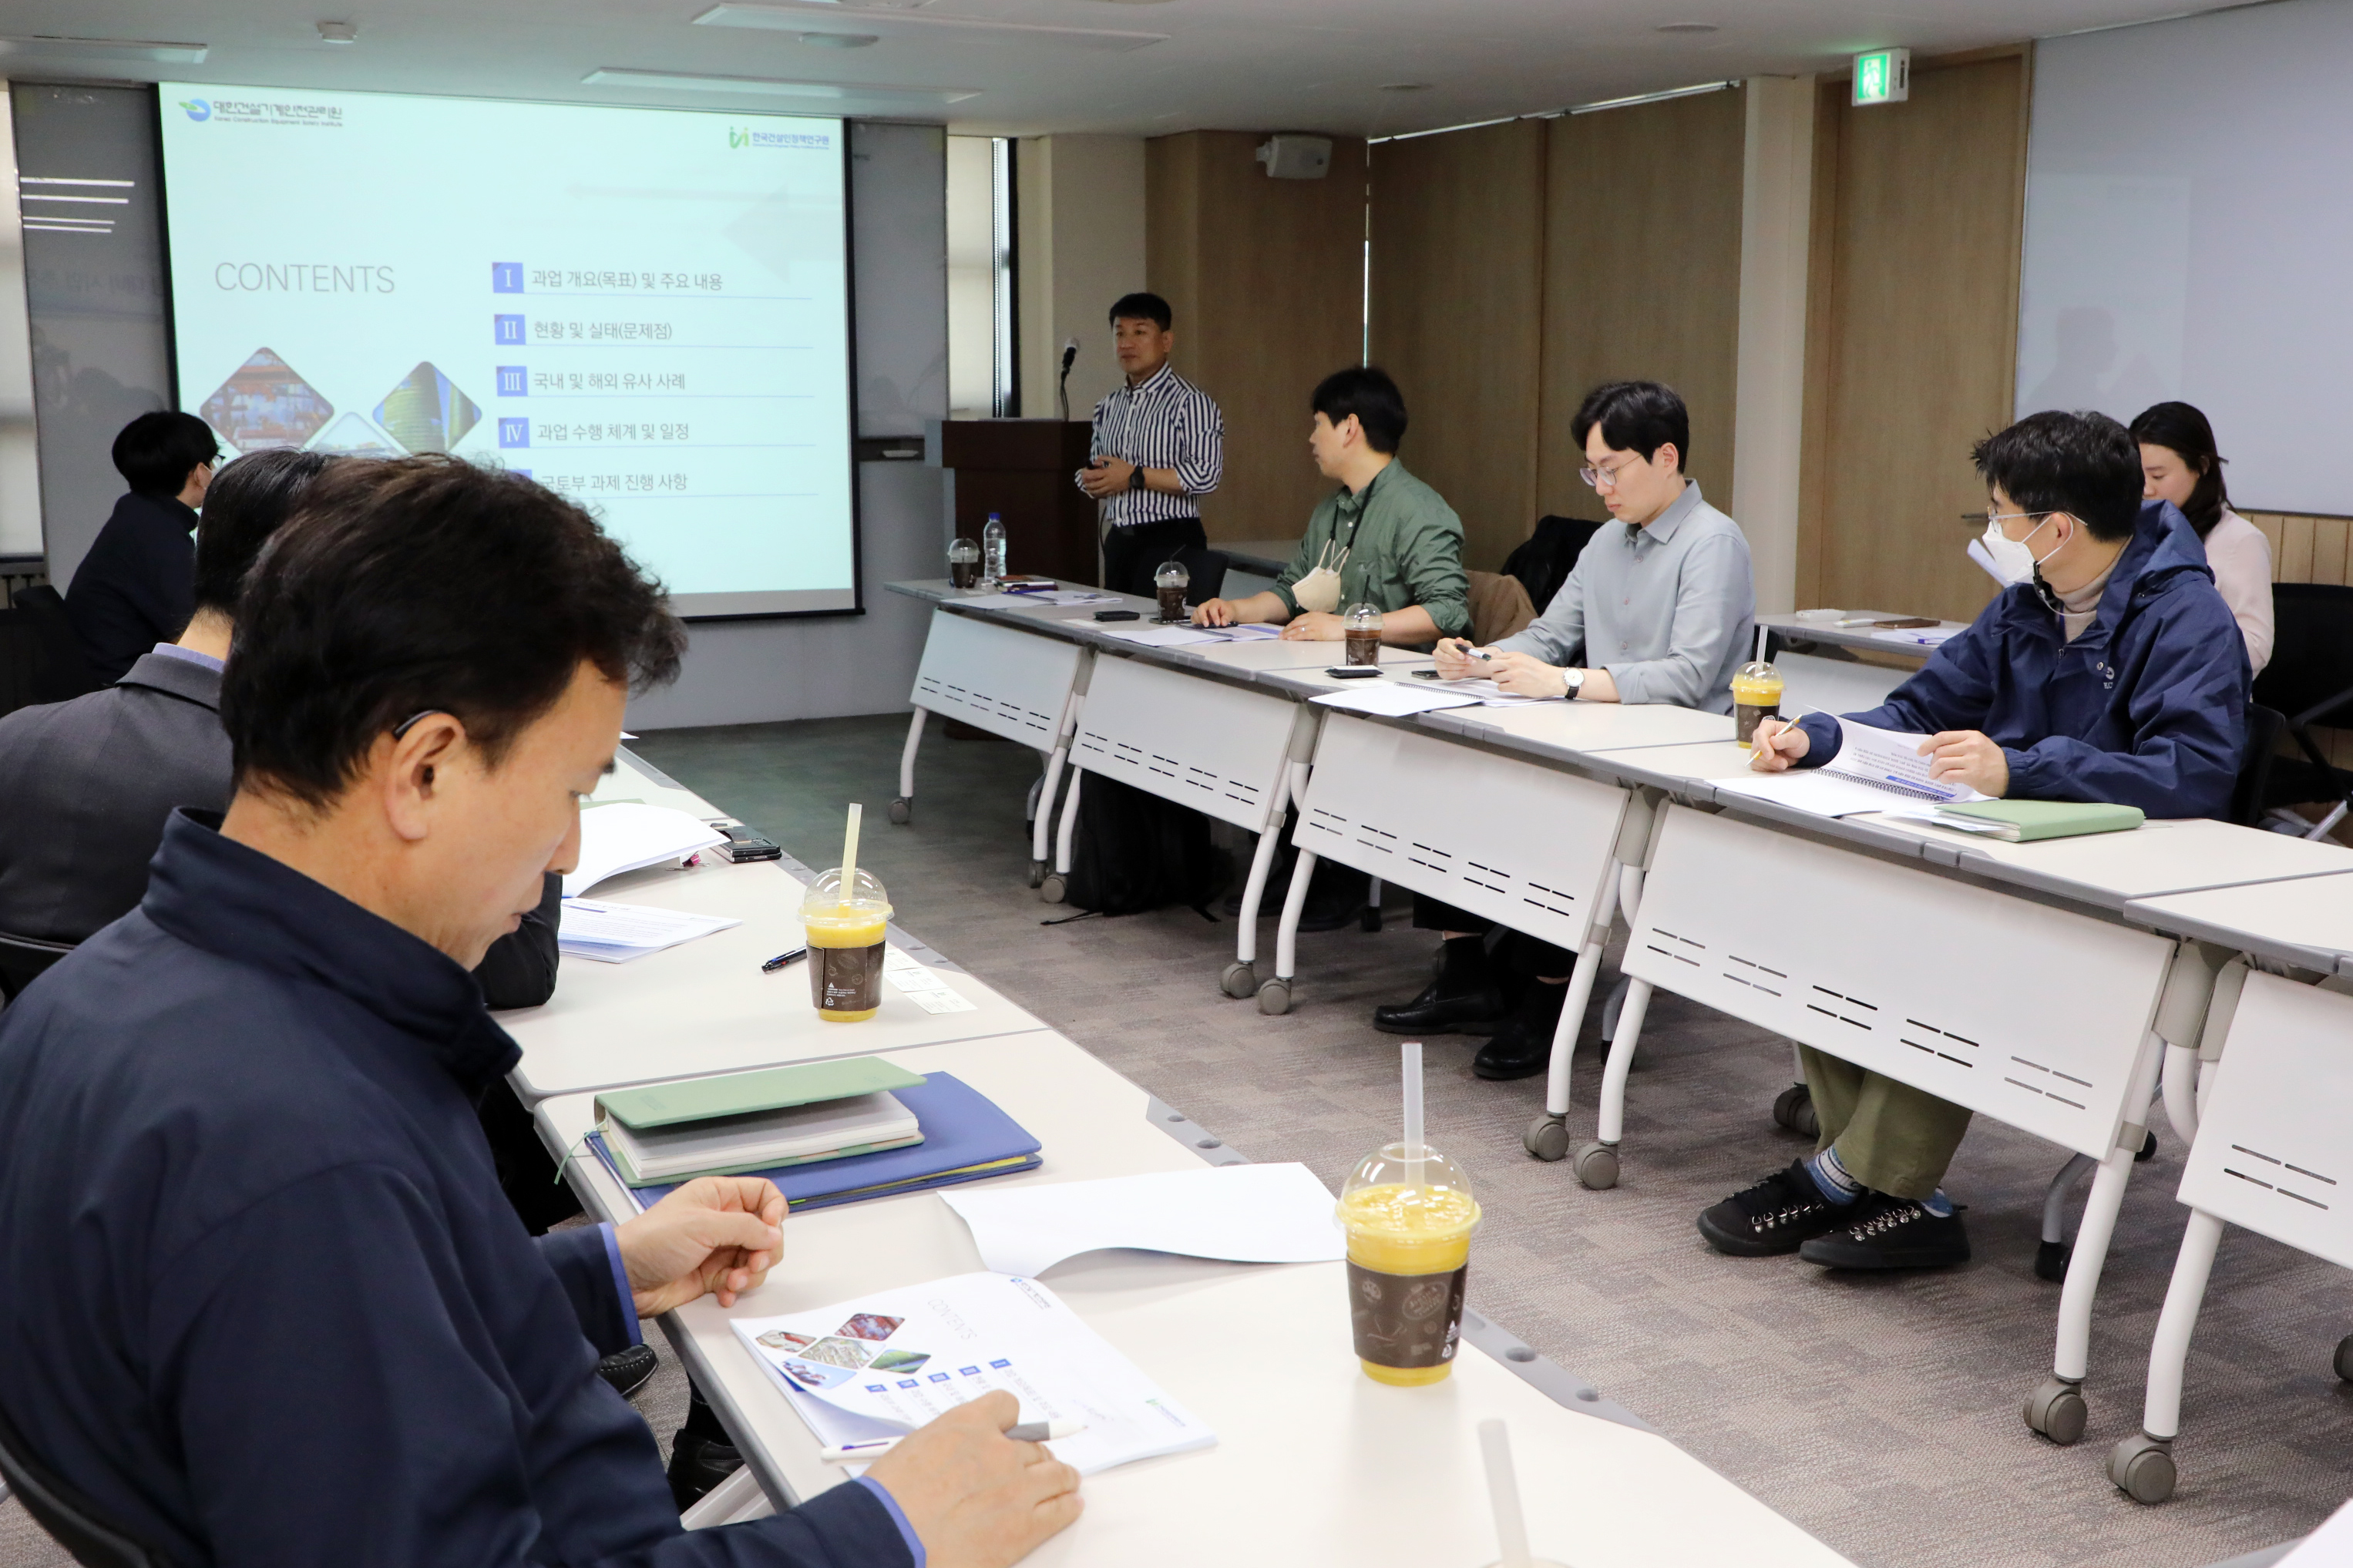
1077, 361, 1224, 529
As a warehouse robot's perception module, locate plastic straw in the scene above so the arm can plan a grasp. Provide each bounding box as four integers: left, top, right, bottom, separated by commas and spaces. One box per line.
1402, 1042, 1424, 1190
1479, 1419, 1533, 1568
839, 803, 862, 899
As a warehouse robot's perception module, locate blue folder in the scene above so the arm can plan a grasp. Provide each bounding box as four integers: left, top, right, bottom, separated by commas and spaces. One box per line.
590, 1071, 1040, 1212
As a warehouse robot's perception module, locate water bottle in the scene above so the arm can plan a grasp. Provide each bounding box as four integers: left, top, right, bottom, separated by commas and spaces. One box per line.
982, 512, 1008, 587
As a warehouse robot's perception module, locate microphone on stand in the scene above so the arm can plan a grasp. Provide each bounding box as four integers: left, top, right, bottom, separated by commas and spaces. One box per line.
1057, 337, 1077, 421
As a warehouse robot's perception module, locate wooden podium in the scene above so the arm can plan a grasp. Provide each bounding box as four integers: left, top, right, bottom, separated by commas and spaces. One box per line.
926, 418, 1099, 587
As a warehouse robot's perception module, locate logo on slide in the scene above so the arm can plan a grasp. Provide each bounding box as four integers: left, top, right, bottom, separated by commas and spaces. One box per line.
180, 99, 212, 122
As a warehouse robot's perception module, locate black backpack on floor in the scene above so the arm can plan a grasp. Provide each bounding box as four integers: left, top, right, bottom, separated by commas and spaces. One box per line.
1062, 774, 1220, 918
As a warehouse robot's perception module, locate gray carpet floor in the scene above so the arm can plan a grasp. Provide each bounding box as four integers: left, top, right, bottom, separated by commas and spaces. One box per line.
7, 712, 2344, 1566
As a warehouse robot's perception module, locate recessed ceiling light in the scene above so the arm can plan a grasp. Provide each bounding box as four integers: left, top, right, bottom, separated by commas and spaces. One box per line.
795, 30, 877, 46
694, 4, 1163, 51
1656, 22, 1718, 33
316, 20, 358, 44
1379, 82, 1434, 92
581, 66, 976, 103
0, 33, 208, 64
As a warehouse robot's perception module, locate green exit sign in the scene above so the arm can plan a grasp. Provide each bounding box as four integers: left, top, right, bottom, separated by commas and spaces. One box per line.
1852, 47, 1911, 105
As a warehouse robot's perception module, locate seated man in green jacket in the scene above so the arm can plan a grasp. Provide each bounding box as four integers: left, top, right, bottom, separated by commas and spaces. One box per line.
1193, 365, 1470, 930
1192, 364, 1470, 649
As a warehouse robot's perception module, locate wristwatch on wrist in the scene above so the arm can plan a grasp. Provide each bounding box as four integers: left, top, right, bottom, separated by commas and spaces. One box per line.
1562, 668, 1585, 700
1127, 463, 1145, 492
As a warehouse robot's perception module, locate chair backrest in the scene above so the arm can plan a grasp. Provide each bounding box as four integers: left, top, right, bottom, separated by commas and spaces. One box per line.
2253, 583, 2353, 728
8, 585, 101, 707
0, 1397, 162, 1568
1466, 570, 1536, 645
2229, 703, 2288, 828
1501, 515, 1605, 619
0, 932, 73, 1006
1175, 546, 1227, 606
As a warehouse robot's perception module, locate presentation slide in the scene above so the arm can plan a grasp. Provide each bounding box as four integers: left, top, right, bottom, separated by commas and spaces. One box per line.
159, 85, 855, 616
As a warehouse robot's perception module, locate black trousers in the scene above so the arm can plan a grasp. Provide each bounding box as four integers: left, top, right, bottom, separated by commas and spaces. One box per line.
1411, 894, 1574, 977
1102, 515, 1207, 599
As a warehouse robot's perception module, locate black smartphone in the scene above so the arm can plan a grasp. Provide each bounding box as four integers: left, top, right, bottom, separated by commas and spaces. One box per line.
1410, 668, 1440, 680
1325, 666, 1381, 679
1094, 609, 1140, 622
715, 824, 783, 863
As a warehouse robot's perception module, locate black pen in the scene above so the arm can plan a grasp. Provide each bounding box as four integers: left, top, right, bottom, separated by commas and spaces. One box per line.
761, 947, 808, 972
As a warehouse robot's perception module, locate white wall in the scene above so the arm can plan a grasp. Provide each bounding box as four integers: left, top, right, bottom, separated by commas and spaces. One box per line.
1015, 135, 1146, 421
1730, 75, 1814, 616
624, 119, 948, 731
0, 89, 39, 558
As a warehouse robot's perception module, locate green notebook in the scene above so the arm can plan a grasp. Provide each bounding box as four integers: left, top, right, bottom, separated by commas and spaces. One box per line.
596, 1058, 926, 1132
1931, 800, 2146, 842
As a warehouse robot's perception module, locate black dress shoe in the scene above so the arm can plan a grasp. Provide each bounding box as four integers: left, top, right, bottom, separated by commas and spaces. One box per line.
1374, 979, 1507, 1035
597, 1341, 658, 1400
1472, 1013, 1555, 1079
667, 1429, 745, 1511
1798, 1193, 1971, 1269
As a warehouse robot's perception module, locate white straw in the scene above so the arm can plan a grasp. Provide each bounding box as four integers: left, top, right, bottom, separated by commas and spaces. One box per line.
1480, 1419, 1533, 1568
839, 803, 862, 899
1401, 1042, 1424, 1189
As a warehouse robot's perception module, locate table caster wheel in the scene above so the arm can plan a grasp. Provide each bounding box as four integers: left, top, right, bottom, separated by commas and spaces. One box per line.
1220, 961, 1255, 999
1256, 978, 1291, 1016
2332, 1334, 2353, 1382
2136, 1129, 2158, 1162
1360, 905, 1382, 932
2108, 1433, 2176, 1503
2034, 1240, 2071, 1283
2024, 1376, 2088, 1445
1771, 1083, 1816, 1137
1524, 1116, 1571, 1162
1040, 873, 1067, 905
1572, 1141, 1620, 1190
888, 797, 911, 825
1027, 859, 1046, 888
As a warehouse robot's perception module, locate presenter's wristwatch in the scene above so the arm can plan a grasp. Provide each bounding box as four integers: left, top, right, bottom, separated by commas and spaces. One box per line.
1127, 463, 1145, 492
1561, 668, 1585, 700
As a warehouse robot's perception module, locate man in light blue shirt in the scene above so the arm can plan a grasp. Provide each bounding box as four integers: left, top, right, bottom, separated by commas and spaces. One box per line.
1374, 382, 1756, 1080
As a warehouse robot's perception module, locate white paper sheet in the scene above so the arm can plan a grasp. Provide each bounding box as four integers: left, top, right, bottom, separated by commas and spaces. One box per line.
1091, 622, 1222, 647
1823, 717, 1990, 804
563, 804, 728, 897
1425, 677, 1551, 707
943, 1163, 1344, 1275
730, 1272, 1217, 1475
953, 589, 1121, 608
1309, 682, 1479, 717
558, 898, 742, 962
881, 952, 978, 1012
1870, 625, 1965, 648
1199, 622, 1282, 640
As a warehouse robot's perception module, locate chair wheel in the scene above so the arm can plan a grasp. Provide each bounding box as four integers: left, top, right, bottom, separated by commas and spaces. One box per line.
1039, 873, 1067, 905
2024, 1377, 2088, 1445
1524, 1116, 1571, 1162
1572, 1141, 1620, 1190
1027, 859, 1046, 888
2034, 1239, 2071, 1283
2136, 1129, 2158, 1162
1219, 961, 1255, 999
1771, 1083, 1812, 1133
2108, 1433, 2176, 1504
1360, 905, 1382, 932
887, 797, 911, 825
1255, 979, 1291, 1016
2332, 1334, 2353, 1382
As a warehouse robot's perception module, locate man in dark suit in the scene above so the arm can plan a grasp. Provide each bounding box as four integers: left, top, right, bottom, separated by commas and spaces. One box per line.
66, 411, 223, 684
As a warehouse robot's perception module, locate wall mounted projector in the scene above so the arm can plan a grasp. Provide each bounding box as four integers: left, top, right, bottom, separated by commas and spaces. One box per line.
1255, 135, 1332, 179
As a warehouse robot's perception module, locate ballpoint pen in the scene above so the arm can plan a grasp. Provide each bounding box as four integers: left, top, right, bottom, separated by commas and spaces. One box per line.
761, 947, 808, 972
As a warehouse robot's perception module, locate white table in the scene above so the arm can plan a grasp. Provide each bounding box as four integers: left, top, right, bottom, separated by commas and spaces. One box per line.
504, 855, 1050, 1103
1753, 609, 1965, 662
537, 1031, 1852, 1567
597, 746, 731, 822
2126, 872, 2353, 979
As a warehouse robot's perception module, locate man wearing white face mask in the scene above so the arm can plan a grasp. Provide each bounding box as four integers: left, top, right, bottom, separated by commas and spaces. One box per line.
1698, 409, 2247, 1271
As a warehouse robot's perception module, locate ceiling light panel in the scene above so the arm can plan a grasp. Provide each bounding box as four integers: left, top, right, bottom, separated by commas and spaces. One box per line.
0, 34, 207, 65
580, 67, 978, 103
694, 3, 1165, 52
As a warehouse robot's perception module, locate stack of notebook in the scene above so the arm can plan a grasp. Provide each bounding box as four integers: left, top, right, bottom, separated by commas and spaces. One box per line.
590, 1057, 1041, 1211
1928, 800, 2146, 841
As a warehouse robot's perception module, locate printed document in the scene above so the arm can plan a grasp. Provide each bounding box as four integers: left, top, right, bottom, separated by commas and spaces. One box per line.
1309, 683, 1478, 717
564, 804, 728, 897
731, 1272, 1216, 1475
882, 949, 978, 1014
558, 899, 741, 962
1091, 623, 1222, 648
943, 1163, 1344, 1276
1716, 717, 1990, 819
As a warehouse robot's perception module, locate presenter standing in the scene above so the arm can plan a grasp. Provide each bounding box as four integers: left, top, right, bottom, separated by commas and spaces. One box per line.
1075, 292, 1225, 596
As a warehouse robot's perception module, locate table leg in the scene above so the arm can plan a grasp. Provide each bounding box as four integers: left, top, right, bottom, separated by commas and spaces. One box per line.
2107, 1207, 2226, 1504
890, 707, 928, 825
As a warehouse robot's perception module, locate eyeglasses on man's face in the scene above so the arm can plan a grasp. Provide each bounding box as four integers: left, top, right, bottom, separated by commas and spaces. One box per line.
1579, 455, 1643, 491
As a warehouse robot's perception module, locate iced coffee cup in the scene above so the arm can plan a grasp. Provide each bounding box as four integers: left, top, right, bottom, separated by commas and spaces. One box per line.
1336, 1139, 1481, 1385
1342, 602, 1383, 667
1154, 560, 1190, 623
798, 868, 892, 1022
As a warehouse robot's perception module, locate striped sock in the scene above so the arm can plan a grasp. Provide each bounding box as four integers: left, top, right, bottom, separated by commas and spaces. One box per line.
1804, 1147, 1863, 1205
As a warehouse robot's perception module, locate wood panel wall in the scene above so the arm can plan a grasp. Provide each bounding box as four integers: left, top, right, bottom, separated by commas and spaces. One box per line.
1368, 120, 1548, 572
1538, 88, 1746, 517
1796, 51, 2032, 625
1145, 131, 1367, 544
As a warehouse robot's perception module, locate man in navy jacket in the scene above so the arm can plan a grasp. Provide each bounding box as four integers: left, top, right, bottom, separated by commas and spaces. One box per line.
0, 456, 1081, 1566
1694, 410, 2247, 1272
66, 411, 221, 684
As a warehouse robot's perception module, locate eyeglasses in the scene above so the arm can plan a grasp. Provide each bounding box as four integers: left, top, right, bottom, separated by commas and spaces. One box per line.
1579, 458, 1640, 491
1984, 509, 2049, 532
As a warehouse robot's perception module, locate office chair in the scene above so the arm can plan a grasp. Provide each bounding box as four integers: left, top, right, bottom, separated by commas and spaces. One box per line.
0, 932, 72, 1005
2251, 583, 2353, 838
2228, 704, 2287, 828
8, 586, 100, 707
0, 1396, 162, 1568
1175, 546, 1227, 606
1502, 515, 1605, 619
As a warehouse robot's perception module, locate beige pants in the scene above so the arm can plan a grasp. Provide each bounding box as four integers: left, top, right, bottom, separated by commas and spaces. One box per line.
1797, 1045, 1973, 1201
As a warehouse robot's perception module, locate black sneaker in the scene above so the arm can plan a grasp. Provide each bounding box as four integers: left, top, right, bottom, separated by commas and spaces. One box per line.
1696, 1161, 1851, 1257
1798, 1193, 1971, 1270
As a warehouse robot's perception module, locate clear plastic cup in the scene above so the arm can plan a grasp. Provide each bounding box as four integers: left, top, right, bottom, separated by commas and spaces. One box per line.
1155, 560, 1190, 623
1336, 1139, 1480, 1385
948, 539, 981, 590
798, 868, 893, 1022
1732, 658, 1784, 748
1343, 602, 1383, 666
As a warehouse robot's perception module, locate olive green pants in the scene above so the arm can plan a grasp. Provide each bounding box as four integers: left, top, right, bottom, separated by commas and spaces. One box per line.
1797, 1045, 1973, 1201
